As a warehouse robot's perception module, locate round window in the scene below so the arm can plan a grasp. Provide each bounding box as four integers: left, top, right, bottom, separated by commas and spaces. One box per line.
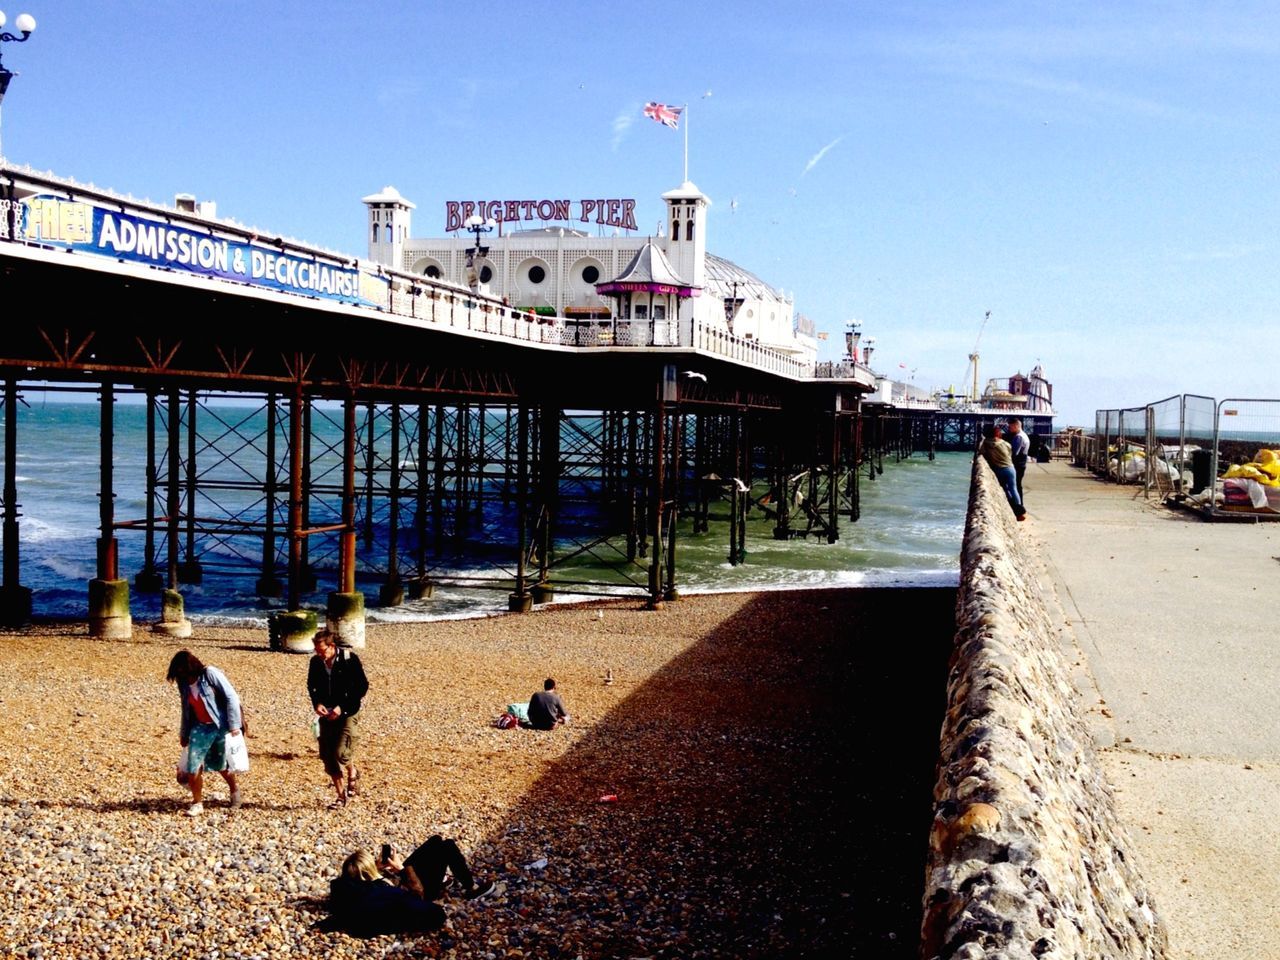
582, 265, 600, 284
528, 265, 546, 284
479, 265, 493, 284
425, 265, 441, 279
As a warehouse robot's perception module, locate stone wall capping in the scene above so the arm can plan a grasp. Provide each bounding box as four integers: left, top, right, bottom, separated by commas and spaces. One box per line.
921, 459, 1167, 959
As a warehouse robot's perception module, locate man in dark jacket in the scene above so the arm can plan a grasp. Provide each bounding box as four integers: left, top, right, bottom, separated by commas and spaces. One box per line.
308, 631, 369, 807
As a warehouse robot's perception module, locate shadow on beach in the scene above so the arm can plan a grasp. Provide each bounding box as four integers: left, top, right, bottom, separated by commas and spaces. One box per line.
470, 587, 955, 959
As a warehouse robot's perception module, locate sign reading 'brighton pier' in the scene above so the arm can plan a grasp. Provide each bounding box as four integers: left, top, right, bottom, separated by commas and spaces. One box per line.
445, 198, 638, 233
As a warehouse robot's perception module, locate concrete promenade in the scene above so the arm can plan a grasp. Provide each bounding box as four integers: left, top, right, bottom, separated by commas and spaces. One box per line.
1022, 460, 1280, 960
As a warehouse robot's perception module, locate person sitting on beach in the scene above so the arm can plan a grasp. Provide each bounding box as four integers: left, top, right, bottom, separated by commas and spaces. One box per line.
979, 425, 1026, 521
328, 839, 496, 936
526, 678, 570, 730
165, 649, 244, 816
307, 631, 369, 808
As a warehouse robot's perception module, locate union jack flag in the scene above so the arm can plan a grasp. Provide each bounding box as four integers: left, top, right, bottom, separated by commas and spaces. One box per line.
643, 102, 683, 129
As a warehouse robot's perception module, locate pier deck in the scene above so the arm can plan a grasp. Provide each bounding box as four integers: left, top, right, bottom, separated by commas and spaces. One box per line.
1024, 461, 1280, 959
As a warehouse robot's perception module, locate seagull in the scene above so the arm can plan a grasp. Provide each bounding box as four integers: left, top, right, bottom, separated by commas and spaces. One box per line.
731, 478, 749, 493
681, 370, 708, 381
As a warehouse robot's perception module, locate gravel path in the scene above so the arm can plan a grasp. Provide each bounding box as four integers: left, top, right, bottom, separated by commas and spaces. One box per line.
0, 588, 951, 959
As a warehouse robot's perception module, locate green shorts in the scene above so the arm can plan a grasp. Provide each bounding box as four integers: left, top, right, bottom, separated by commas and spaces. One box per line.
318, 713, 358, 777
185, 722, 227, 774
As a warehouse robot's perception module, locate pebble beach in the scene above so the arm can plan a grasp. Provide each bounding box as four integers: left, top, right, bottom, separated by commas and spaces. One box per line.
0, 588, 953, 959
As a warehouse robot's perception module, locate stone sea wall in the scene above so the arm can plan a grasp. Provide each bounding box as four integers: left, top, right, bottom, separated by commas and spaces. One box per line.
920, 460, 1166, 959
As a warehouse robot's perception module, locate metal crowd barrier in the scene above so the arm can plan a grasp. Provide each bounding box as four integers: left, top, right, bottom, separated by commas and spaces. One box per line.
1084, 394, 1280, 518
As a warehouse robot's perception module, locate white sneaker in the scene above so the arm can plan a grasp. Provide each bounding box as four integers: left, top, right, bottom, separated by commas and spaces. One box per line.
229, 790, 243, 810
186, 802, 204, 817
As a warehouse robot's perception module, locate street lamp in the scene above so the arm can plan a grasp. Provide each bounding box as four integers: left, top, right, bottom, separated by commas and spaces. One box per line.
0, 10, 37, 159
844, 318, 862, 363
863, 336, 877, 368
463, 214, 496, 292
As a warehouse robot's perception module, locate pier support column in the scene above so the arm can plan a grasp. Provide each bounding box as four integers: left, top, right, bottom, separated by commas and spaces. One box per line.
0, 379, 32, 625
257, 393, 283, 597
508, 404, 532, 613
380, 403, 405, 607
328, 393, 365, 648
826, 410, 841, 544
277, 379, 317, 652
90, 382, 130, 639
152, 587, 193, 638
647, 367, 675, 609
408, 402, 434, 600
663, 406, 682, 602
177, 389, 203, 584
772, 419, 791, 540
531, 405, 559, 605
135, 390, 163, 592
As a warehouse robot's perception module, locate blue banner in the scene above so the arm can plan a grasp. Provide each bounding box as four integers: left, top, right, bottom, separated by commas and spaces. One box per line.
19, 195, 386, 308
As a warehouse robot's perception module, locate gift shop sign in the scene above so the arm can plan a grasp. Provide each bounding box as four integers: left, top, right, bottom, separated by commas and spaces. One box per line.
18, 195, 384, 307
445, 198, 638, 233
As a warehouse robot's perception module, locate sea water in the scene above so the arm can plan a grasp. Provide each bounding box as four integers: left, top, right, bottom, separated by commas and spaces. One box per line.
3, 399, 969, 625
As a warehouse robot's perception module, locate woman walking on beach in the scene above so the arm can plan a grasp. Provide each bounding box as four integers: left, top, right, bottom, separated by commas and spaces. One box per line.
307, 630, 369, 807
166, 650, 244, 816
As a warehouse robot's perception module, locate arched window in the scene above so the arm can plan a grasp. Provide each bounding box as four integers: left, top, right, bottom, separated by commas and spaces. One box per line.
372, 223, 379, 243
385, 224, 394, 243
686, 219, 694, 241
425, 265, 441, 279
671, 219, 680, 241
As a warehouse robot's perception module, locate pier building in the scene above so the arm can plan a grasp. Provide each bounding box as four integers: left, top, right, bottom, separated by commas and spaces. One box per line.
363, 181, 814, 365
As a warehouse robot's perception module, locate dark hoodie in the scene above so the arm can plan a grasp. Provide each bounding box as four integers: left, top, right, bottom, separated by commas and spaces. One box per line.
328, 875, 445, 936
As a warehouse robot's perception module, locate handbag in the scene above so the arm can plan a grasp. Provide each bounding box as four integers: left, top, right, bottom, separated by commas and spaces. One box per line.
224, 731, 250, 773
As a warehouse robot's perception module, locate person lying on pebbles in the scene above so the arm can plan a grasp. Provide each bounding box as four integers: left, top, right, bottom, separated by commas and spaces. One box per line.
326, 839, 497, 936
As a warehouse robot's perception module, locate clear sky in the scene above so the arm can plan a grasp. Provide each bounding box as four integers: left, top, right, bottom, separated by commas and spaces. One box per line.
2, 1, 1276, 426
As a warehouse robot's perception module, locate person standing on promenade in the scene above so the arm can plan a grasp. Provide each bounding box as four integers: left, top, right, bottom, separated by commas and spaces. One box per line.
166, 650, 244, 816
308, 631, 369, 808
526, 678, 570, 730
980, 425, 1026, 521
1007, 418, 1031, 503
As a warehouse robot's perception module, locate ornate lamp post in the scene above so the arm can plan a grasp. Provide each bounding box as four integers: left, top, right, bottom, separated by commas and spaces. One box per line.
463, 214, 496, 293
0, 10, 37, 159
844, 318, 862, 363
863, 336, 877, 368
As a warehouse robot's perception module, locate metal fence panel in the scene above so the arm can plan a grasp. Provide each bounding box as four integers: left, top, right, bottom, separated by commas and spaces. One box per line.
1208, 399, 1280, 518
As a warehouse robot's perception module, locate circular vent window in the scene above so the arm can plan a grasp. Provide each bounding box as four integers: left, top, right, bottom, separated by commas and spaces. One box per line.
582, 265, 600, 284
528, 265, 546, 284
479, 265, 493, 284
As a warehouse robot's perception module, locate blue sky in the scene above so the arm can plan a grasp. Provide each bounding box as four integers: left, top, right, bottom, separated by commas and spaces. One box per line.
2, 1, 1277, 426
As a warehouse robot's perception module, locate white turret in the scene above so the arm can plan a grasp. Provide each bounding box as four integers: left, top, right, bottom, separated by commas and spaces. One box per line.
660, 181, 709, 290
362, 186, 415, 268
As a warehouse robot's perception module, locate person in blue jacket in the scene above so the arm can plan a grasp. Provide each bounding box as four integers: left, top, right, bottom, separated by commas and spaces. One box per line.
166, 649, 244, 817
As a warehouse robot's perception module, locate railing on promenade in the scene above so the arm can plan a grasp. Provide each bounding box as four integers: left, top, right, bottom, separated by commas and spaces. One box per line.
1080, 394, 1280, 518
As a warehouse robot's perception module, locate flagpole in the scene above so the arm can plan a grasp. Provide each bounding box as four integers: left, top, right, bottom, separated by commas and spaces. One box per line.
683, 103, 689, 182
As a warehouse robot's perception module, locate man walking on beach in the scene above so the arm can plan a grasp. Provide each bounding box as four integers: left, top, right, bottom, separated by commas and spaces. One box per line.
527, 678, 570, 731
1007, 418, 1030, 504
308, 631, 369, 807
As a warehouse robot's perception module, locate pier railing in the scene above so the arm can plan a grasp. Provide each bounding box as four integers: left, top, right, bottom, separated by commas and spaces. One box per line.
1081, 394, 1279, 518
1, 164, 840, 385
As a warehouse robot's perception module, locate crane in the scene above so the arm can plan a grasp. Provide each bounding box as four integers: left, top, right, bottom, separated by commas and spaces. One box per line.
961, 311, 991, 403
